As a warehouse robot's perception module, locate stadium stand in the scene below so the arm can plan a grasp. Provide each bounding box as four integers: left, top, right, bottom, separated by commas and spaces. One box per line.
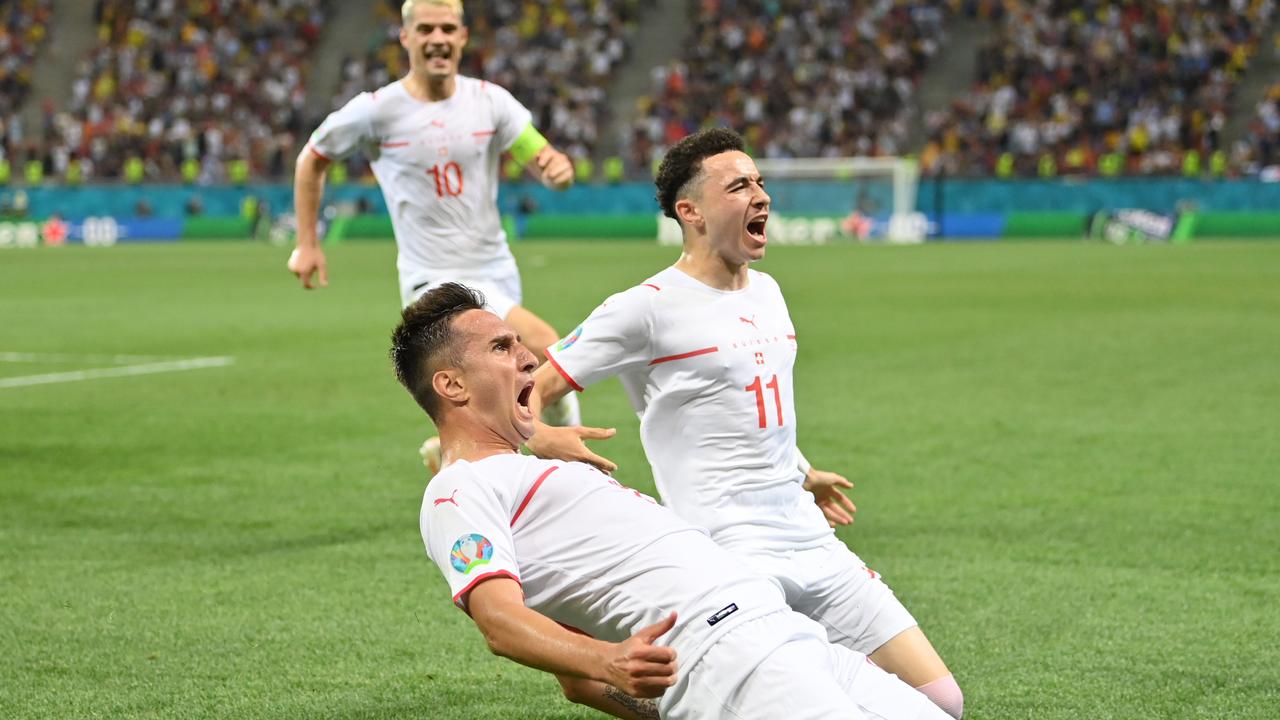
34, 0, 328, 183
920, 0, 1277, 178
330, 0, 645, 180
0, 0, 54, 174
1240, 82, 1280, 176
626, 0, 950, 174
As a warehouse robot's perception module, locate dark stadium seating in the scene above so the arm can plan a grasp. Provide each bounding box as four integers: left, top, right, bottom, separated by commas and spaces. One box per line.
921, 0, 1276, 178
627, 0, 949, 174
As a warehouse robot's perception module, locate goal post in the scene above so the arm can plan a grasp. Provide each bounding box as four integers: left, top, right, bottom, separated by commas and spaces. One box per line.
754, 156, 926, 244
656, 155, 928, 246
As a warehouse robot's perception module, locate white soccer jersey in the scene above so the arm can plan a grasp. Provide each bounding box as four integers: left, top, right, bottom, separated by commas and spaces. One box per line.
307, 76, 530, 291
421, 453, 786, 672
545, 267, 833, 551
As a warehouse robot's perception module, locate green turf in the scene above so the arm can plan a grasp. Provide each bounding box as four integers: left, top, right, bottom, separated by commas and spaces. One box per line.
1, 240, 1278, 719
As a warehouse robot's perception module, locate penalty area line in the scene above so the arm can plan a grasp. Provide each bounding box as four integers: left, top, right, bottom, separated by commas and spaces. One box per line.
0, 356, 236, 390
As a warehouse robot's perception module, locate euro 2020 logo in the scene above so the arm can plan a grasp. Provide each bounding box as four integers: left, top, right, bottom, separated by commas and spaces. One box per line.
450, 533, 493, 574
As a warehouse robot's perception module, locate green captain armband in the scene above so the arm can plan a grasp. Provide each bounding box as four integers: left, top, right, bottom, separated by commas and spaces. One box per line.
509, 123, 550, 166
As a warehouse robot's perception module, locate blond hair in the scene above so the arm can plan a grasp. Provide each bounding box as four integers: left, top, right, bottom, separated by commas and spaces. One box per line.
402, 0, 464, 25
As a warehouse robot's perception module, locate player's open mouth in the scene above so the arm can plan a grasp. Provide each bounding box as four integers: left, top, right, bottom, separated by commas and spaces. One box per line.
425, 46, 452, 60
746, 215, 768, 243
516, 381, 534, 419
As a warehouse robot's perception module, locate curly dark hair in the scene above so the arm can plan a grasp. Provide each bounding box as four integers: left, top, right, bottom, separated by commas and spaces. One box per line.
654, 128, 745, 221
390, 282, 486, 420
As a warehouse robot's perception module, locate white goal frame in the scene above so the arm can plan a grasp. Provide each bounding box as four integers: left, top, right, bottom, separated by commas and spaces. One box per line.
753, 156, 924, 243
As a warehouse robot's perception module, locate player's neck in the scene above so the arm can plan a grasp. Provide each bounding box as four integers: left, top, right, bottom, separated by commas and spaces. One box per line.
437, 417, 522, 467
402, 72, 457, 102
674, 248, 749, 291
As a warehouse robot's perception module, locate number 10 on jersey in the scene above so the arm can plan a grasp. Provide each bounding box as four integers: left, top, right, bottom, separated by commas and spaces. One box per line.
745, 375, 784, 428
428, 162, 463, 197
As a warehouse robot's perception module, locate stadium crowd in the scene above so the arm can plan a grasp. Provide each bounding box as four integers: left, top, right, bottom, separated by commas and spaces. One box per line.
26, 0, 327, 184
4, 0, 1280, 183
627, 0, 950, 174
920, 0, 1277, 178
329, 0, 644, 180
0, 0, 54, 176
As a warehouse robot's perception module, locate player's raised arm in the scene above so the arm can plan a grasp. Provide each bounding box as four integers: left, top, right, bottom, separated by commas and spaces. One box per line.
287, 145, 331, 290
525, 362, 617, 473
509, 123, 574, 190
468, 578, 677, 700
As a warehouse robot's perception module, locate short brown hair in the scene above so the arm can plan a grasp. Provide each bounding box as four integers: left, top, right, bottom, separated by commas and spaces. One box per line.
390, 283, 485, 421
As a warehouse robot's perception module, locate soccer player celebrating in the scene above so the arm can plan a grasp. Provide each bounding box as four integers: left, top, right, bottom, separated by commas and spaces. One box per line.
394, 282, 950, 720
288, 0, 582, 460
528, 129, 964, 718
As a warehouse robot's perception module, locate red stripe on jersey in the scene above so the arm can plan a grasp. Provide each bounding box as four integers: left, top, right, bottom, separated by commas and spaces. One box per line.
472, 130, 496, 137
649, 346, 719, 365
380, 141, 410, 148
545, 353, 584, 392
511, 466, 559, 527
307, 144, 332, 161
453, 570, 521, 613
641, 283, 661, 291
787, 334, 797, 340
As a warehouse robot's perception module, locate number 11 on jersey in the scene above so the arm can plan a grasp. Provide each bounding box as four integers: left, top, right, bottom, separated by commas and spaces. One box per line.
745, 374, 783, 428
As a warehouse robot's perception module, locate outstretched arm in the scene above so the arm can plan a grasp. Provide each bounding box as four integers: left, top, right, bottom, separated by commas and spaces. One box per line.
526, 362, 618, 473
287, 146, 331, 289
468, 578, 678, 699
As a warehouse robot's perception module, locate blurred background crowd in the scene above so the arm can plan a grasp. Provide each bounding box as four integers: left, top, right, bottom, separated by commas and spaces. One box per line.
2, 0, 1278, 184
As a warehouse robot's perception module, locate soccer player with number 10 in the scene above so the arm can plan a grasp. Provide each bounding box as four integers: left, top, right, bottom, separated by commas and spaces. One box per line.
288, 0, 582, 460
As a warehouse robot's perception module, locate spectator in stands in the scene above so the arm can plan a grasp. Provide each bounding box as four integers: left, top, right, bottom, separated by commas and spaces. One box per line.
628, 0, 948, 176
923, 0, 1275, 178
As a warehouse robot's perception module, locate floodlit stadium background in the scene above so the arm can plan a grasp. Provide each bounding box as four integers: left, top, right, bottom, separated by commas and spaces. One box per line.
2, 2, 1278, 718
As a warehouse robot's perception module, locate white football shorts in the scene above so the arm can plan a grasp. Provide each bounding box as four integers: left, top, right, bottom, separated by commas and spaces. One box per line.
401, 253, 523, 320
661, 609, 948, 720
738, 535, 918, 655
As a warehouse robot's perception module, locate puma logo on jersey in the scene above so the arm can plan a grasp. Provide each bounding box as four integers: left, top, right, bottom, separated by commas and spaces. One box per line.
434, 489, 460, 508
739, 315, 758, 329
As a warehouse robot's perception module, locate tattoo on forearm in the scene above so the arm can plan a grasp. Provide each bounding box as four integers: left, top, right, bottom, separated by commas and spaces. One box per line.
603, 685, 659, 720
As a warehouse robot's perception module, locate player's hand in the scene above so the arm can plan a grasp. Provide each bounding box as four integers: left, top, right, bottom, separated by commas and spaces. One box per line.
535, 147, 574, 190
605, 612, 678, 699
287, 246, 329, 289
526, 424, 618, 474
803, 468, 856, 527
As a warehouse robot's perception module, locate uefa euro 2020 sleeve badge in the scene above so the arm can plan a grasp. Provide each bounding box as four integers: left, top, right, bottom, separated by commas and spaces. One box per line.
450, 533, 494, 574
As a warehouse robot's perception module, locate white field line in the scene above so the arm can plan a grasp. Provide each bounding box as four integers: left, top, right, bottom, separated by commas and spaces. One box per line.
0, 352, 183, 364
0, 356, 235, 389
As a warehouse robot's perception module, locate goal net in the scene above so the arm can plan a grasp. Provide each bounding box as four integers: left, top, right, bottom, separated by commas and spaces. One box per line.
658, 156, 926, 245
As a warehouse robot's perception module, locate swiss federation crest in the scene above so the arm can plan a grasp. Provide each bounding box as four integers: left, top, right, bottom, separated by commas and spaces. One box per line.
450, 533, 493, 574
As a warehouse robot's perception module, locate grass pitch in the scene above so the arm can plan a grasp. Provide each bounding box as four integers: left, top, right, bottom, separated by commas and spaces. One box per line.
1, 240, 1278, 719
